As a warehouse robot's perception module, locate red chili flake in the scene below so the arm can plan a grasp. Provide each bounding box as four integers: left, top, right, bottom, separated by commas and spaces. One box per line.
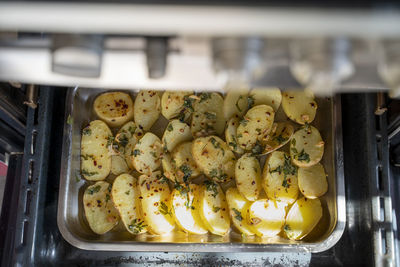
139, 196, 143, 199
154, 202, 159, 206
98, 165, 102, 169
266, 112, 271, 115
251, 181, 255, 185
93, 160, 97, 166
123, 104, 128, 109
146, 183, 150, 190
154, 189, 158, 192
115, 100, 121, 107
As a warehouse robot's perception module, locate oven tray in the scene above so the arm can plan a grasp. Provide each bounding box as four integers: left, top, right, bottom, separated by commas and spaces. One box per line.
57, 87, 345, 252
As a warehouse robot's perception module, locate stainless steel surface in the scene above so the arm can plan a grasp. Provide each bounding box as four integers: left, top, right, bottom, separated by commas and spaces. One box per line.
57, 86, 345, 252
23, 84, 38, 109
146, 37, 168, 79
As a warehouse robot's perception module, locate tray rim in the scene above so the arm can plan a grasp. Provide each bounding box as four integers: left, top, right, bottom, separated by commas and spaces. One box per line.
57, 86, 346, 252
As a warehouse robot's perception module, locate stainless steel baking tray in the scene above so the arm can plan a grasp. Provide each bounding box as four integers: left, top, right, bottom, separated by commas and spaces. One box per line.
57, 86, 345, 252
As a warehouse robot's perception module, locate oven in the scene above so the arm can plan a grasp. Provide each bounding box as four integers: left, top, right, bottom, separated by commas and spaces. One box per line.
0, 1, 400, 266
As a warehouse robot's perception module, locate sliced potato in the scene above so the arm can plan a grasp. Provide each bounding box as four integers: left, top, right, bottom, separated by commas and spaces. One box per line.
134, 90, 161, 131
161, 153, 180, 183
161, 91, 193, 120
93, 92, 134, 127
249, 87, 282, 111
262, 151, 299, 204
225, 187, 255, 235
246, 199, 286, 237
198, 181, 230, 236
192, 136, 236, 183
131, 132, 163, 174
237, 105, 275, 151
283, 197, 322, 240
83, 181, 119, 235
290, 125, 324, 167
115, 121, 143, 170
191, 92, 225, 137
111, 155, 129, 175
171, 184, 208, 235
298, 163, 328, 199
111, 174, 147, 234
162, 120, 192, 152
172, 142, 201, 182
235, 154, 262, 201
282, 90, 317, 125
225, 116, 245, 154
223, 88, 249, 121
138, 171, 175, 235
81, 120, 112, 181
261, 122, 294, 154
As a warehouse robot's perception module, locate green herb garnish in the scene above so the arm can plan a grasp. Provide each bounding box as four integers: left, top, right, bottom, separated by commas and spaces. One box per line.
297, 149, 310, 162
118, 135, 129, 147
82, 169, 98, 177
232, 208, 243, 221
133, 149, 141, 157
128, 126, 136, 135
205, 112, 217, 120
82, 127, 91, 136
107, 135, 114, 146
159, 201, 172, 216
179, 164, 192, 184
87, 185, 101, 195
251, 141, 264, 156
291, 138, 296, 146
183, 95, 195, 112
105, 194, 110, 203
204, 180, 219, 198
150, 151, 157, 158
158, 174, 169, 184
81, 154, 95, 161
283, 224, 291, 233
167, 124, 173, 132
235, 95, 243, 112
274, 135, 288, 144
125, 190, 130, 195
212, 206, 221, 213
247, 95, 255, 109
239, 118, 249, 126
128, 218, 147, 234
199, 92, 211, 103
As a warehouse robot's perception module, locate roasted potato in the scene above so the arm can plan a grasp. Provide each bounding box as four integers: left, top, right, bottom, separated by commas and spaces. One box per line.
114, 121, 143, 170
225, 116, 245, 154
81, 120, 112, 181
298, 163, 328, 198
93, 92, 134, 127
237, 105, 275, 151
111, 155, 129, 176
290, 125, 324, 167
235, 154, 262, 201
225, 187, 255, 235
191, 92, 225, 137
282, 90, 317, 125
171, 184, 208, 235
111, 174, 147, 234
198, 181, 230, 236
131, 132, 163, 174
138, 171, 175, 235
162, 120, 192, 152
261, 122, 294, 155
134, 90, 161, 131
161, 153, 180, 183
83, 181, 119, 234
223, 88, 249, 121
249, 88, 282, 111
161, 91, 193, 120
283, 197, 322, 240
246, 199, 286, 237
172, 141, 201, 182
262, 151, 299, 204
192, 136, 236, 183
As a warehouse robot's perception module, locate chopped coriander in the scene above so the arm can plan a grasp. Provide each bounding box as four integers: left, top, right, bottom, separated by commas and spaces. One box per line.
239, 118, 249, 126
212, 206, 221, 213
255, 128, 261, 134
105, 194, 110, 203
150, 151, 157, 158
247, 95, 255, 109
274, 135, 288, 144
133, 149, 141, 157
251, 141, 264, 156
179, 165, 192, 184
167, 124, 173, 132
159, 201, 172, 216
118, 135, 129, 147
209, 169, 218, 178
297, 149, 310, 162
199, 92, 211, 103
128, 219, 147, 234
158, 174, 169, 184
183, 95, 195, 112
237, 133, 243, 139
177, 110, 186, 122
205, 112, 217, 120
282, 178, 290, 191
210, 137, 220, 149
87, 185, 101, 195
291, 147, 298, 154
82, 127, 91, 136
269, 165, 282, 174
82, 169, 98, 176
81, 154, 95, 161
232, 208, 243, 221
106, 135, 115, 146
235, 95, 243, 112
67, 115, 73, 125
128, 126, 136, 135
125, 190, 130, 195
291, 138, 296, 146
283, 154, 297, 177
204, 180, 218, 198
283, 224, 291, 233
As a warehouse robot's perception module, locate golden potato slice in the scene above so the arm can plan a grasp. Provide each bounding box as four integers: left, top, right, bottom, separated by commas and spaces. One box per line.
111, 155, 129, 175
246, 199, 286, 237
198, 181, 230, 236
262, 151, 299, 204
282, 90, 317, 125
161, 91, 194, 120
171, 184, 208, 235
225, 116, 245, 154
225, 187, 255, 236
81, 120, 112, 181
111, 174, 147, 234
283, 197, 322, 240
93, 92, 134, 127
298, 163, 328, 199
133, 90, 161, 131
83, 181, 119, 235
161, 153, 180, 183
191, 92, 225, 137
162, 120, 192, 152
237, 105, 275, 151
115, 121, 143, 170
172, 142, 201, 182
131, 132, 163, 174
290, 125, 324, 167
235, 154, 262, 201
138, 171, 175, 235
261, 122, 294, 155
223, 88, 249, 121
192, 136, 236, 183
249, 87, 282, 111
